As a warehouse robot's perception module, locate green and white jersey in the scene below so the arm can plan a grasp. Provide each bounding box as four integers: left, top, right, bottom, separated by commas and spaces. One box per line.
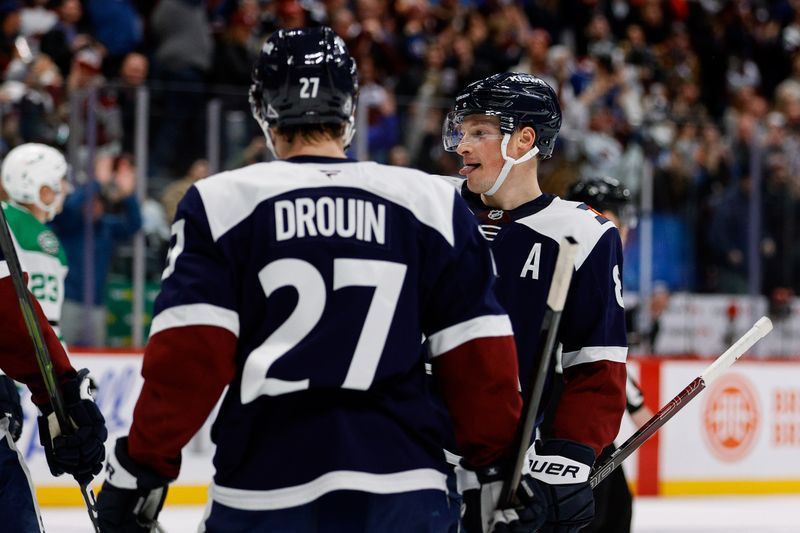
1, 202, 68, 329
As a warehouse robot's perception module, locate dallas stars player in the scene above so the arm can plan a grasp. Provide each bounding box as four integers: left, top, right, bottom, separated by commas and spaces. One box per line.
1, 143, 69, 336
1, 143, 69, 439
1, 144, 108, 532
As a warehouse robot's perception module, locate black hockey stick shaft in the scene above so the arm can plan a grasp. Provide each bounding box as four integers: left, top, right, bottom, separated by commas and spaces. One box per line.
502, 236, 579, 506
589, 316, 773, 489
0, 206, 101, 532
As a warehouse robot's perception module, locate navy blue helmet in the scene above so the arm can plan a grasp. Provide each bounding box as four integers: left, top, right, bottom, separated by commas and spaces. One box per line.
443, 72, 562, 158
250, 27, 358, 145
567, 176, 631, 213
568, 176, 636, 229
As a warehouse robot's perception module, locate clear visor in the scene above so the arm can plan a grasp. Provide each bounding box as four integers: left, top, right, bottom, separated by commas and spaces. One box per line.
442, 111, 504, 152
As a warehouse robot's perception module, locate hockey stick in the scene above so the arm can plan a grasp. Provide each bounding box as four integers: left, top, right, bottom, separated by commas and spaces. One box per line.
502, 236, 579, 506
589, 316, 773, 489
0, 206, 102, 532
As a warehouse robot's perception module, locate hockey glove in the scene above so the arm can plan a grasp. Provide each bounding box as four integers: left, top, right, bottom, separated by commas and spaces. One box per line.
37, 368, 108, 484
0, 374, 23, 441
97, 437, 172, 533
457, 463, 546, 533
494, 439, 595, 533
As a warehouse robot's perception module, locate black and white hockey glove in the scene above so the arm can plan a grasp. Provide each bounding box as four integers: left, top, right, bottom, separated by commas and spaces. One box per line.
97, 437, 173, 533
494, 439, 595, 533
458, 462, 547, 533
37, 368, 107, 484
0, 374, 23, 442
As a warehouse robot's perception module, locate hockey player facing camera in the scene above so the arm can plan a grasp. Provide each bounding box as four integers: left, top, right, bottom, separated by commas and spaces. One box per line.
441, 73, 628, 532
0, 143, 107, 532
95, 27, 546, 533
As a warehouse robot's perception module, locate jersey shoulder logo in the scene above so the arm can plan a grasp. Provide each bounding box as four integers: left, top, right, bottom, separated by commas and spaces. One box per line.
37, 230, 59, 256
576, 202, 610, 225
488, 209, 504, 220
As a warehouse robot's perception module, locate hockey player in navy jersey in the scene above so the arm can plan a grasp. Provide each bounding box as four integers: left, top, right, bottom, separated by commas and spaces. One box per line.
95, 27, 538, 533
0, 145, 107, 532
441, 73, 628, 532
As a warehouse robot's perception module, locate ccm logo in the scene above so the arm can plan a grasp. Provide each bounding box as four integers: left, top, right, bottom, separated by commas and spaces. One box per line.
530, 460, 581, 478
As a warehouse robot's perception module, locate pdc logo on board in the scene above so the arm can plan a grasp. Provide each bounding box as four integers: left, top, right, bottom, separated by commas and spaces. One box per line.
702, 374, 760, 462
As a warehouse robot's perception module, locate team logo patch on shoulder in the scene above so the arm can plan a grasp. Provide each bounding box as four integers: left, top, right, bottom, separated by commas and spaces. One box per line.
38, 230, 59, 255
488, 209, 504, 220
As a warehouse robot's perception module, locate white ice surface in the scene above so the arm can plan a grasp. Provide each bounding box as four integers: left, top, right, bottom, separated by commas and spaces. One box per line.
41, 495, 800, 532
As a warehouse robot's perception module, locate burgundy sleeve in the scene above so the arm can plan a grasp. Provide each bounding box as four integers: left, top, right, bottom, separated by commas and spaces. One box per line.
128, 325, 237, 479
552, 360, 627, 456
432, 335, 522, 468
0, 276, 76, 405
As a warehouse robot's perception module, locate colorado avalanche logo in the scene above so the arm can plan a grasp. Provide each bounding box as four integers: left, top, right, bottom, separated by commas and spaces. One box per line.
488, 210, 504, 220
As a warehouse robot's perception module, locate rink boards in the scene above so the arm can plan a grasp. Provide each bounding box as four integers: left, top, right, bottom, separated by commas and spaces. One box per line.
20, 351, 800, 504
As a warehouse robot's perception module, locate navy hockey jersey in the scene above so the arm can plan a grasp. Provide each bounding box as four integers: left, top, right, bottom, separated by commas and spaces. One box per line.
128, 157, 522, 512
455, 182, 628, 456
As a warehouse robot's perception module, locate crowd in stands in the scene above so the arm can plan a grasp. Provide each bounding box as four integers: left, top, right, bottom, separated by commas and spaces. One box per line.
3, 0, 800, 343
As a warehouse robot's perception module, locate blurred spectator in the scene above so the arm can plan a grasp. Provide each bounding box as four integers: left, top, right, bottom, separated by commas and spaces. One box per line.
160, 157, 209, 224
66, 45, 123, 155
18, 54, 65, 145
260, 0, 318, 32
358, 55, 399, 163
20, 0, 57, 38
387, 144, 410, 167
51, 153, 142, 347
708, 173, 774, 294
149, 0, 213, 177
210, 0, 258, 88
109, 51, 149, 153
83, 0, 142, 78
39, 0, 92, 78
0, 0, 21, 74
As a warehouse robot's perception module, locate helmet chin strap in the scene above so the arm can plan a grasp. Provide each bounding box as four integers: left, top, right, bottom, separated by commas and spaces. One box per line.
483, 134, 539, 197
38, 192, 62, 222
265, 128, 279, 159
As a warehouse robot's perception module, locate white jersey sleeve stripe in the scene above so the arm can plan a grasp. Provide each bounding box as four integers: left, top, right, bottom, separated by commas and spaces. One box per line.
150, 304, 240, 337
427, 314, 514, 358
562, 346, 627, 368
210, 469, 447, 511
0, 261, 8, 279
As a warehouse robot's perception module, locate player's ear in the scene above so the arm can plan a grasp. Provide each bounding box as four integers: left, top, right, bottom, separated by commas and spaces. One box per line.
513, 126, 537, 154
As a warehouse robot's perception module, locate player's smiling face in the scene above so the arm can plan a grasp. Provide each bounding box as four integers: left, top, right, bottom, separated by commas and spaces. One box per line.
456, 115, 505, 194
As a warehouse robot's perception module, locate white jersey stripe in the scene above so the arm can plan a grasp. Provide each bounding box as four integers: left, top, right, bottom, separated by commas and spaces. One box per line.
427, 314, 514, 358
150, 304, 240, 337
196, 161, 457, 246
0, 260, 8, 279
210, 468, 447, 511
514, 198, 615, 270
562, 346, 627, 368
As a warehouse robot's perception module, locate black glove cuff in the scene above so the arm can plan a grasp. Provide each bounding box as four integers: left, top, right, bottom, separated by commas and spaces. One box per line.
113, 437, 174, 490
538, 439, 595, 467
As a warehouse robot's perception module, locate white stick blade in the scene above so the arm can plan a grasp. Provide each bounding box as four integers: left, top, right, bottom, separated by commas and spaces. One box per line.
701, 316, 773, 385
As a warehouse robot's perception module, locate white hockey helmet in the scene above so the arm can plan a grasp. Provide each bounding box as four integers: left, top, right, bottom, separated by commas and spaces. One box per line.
1, 143, 68, 221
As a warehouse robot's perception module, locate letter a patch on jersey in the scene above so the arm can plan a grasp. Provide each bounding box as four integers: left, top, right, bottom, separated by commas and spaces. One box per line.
520, 243, 541, 279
